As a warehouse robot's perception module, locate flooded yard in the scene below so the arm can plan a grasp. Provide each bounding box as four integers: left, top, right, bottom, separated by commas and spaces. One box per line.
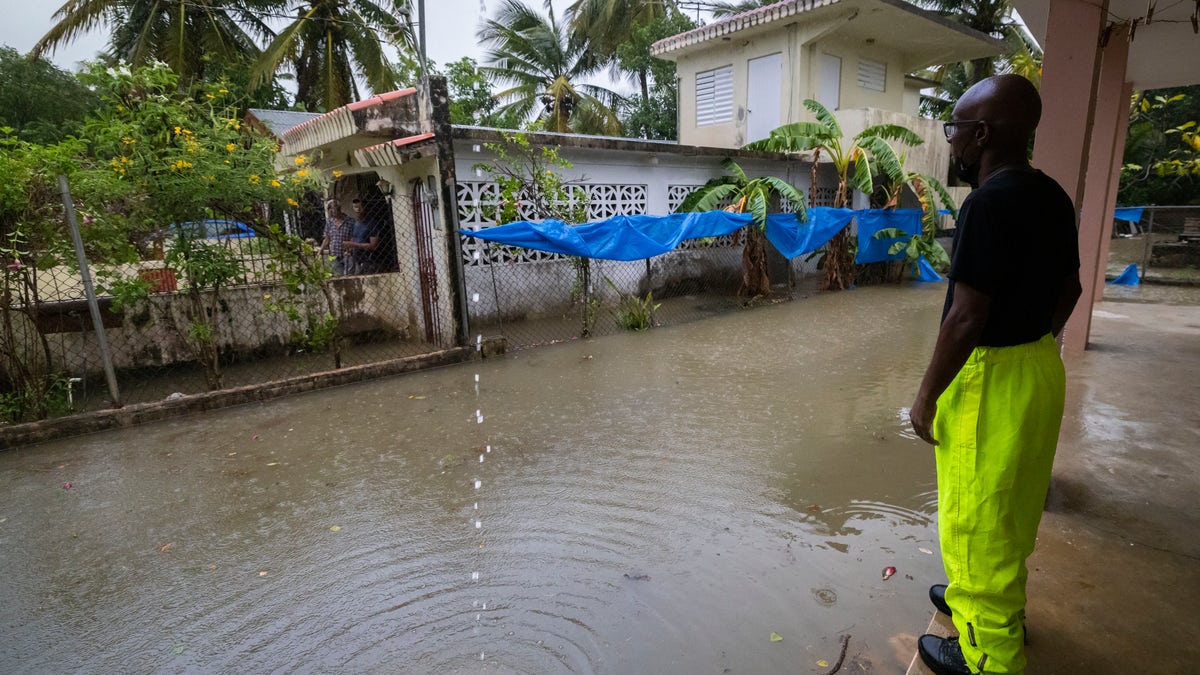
0, 285, 951, 673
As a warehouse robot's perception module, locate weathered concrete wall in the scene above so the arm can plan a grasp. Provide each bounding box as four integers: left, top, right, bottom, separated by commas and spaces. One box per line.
40, 273, 420, 377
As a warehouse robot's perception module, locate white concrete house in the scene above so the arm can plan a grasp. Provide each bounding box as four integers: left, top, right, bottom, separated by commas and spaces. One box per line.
651, 0, 1004, 182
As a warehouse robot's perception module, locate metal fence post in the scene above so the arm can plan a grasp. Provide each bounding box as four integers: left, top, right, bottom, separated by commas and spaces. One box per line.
1139, 207, 1156, 282
59, 175, 122, 408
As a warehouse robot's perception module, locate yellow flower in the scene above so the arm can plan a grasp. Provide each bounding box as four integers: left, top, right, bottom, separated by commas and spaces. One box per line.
174, 126, 182, 135
218, 88, 229, 94
296, 169, 309, 178
248, 174, 260, 185
206, 93, 215, 100
226, 143, 236, 152
121, 136, 136, 145
271, 179, 281, 188
332, 170, 343, 178
287, 198, 299, 206
263, 293, 272, 300
294, 155, 306, 166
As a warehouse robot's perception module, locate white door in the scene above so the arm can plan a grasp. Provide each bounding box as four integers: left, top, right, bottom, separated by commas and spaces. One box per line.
746, 53, 782, 143
817, 54, 842, 111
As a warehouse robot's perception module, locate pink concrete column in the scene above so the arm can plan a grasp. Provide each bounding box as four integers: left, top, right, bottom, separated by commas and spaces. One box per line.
1031, 0, 1110, 354
1092, 79, 1134, 303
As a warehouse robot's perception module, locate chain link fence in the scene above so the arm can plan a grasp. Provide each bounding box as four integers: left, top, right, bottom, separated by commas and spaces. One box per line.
1107, 206, 1200, 285
457, 181, 835, 350
2, 172, 460, 424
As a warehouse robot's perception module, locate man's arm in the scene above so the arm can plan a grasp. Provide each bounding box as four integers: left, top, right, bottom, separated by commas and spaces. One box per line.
1051, 270, 1083, 337
910, 281, 991, 445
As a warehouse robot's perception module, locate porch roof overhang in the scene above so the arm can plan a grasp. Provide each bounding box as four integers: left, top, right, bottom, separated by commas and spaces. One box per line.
277, 88, 428, 172
651, 0, 1004, 72
1013, 0, 1200, 90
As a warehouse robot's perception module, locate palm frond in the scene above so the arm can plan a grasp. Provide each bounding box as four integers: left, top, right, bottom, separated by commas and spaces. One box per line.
858, 124, 923, 147
802, 98, 842, 137
857, 136, 905, 186
676, 182, 739, 213
758, 175, 807, 221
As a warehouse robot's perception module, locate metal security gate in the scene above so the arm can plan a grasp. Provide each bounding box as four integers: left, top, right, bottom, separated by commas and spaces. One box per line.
411, 178, 443, 344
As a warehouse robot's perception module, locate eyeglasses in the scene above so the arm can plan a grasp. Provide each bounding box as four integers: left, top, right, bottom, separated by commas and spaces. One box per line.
943, 120, 984, 140
352, 199, 362, 204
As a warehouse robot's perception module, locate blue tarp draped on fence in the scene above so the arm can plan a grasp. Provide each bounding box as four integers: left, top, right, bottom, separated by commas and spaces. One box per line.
1113, 207, 1144, 223
763, 208, 856, 259
465, 208, 863, 262
854, 209, 923, 264
463, 210, 752, 261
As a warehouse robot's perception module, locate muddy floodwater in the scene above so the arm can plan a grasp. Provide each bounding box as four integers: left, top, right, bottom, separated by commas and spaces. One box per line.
1, 285, 954, 673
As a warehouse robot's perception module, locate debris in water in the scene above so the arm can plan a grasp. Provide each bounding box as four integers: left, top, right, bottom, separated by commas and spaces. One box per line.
252, 434, 260, 441
623, 573, 651, 581
769, 632, 784, 642
807, 504, 822, 512
159, 543, 173, 553
882, 566, 896, 580
919, 547, 933, 555
258, 570, 268, 577
817, 660, 829, 668
62, 483, 72, 490
329, 525, 341, 532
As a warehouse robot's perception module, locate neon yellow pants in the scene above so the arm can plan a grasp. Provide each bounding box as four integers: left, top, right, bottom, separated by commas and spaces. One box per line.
933, 333, 1066, 674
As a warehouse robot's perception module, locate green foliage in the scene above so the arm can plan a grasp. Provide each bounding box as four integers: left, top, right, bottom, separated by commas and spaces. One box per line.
445, 58, 500, 126
0, 372, 75, 425
261, 223, 342, 357
0, 47, 99, 144
745, 99, 923, 290
475, 131, 589, 224
605, 277, 659, 331
1119, 87, 1200, 205
614, 13, 694, 139
479, 0, 623, 134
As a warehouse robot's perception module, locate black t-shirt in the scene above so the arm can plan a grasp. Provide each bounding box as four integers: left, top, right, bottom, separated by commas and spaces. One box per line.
942, 168, 1080, 347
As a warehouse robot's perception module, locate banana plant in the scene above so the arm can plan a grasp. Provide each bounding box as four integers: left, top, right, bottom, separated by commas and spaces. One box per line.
745, 99, 922, 290
871, 150, 958, 278
676, 157, 806, 299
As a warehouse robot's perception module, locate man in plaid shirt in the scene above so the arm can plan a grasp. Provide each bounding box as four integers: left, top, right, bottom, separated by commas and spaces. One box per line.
319, 198, 352, 275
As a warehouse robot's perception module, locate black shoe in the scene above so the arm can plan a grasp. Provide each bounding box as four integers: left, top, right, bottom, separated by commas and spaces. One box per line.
930, 584, 952, 616
917, 634, 971, 675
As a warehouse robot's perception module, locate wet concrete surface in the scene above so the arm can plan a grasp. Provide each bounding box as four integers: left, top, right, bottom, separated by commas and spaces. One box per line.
1, 283, 1196, 673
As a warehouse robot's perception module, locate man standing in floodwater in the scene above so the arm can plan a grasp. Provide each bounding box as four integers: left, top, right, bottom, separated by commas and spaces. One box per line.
908, 74, 1082, 674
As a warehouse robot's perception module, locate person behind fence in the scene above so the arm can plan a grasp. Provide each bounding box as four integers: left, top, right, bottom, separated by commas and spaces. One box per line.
345, 197, 384, 275
318, 198, 352, 275
908, 74, 1082, 675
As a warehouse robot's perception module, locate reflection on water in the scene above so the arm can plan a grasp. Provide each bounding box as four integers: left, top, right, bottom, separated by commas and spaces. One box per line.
1, 285, 950, 673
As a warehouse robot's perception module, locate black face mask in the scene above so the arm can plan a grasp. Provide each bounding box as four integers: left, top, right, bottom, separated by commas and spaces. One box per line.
955, 156, 981, 187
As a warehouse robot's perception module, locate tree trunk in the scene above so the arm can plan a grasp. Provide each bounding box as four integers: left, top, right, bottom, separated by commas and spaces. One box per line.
821, 184, 855, 291
741, 226, 772, 298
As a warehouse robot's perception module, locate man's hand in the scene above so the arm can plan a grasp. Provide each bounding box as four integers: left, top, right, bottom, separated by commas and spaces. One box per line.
910, 395, 938, 446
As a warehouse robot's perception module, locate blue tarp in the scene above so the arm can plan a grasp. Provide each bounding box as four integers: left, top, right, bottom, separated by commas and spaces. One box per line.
915, 257, 944, 282
763, 208, 856, 259
1108, 263, 1140, 285
1113, 207, 1144, 223
465, 208, 859, 262
855, 209, 923, 264
463, 210, 752, 261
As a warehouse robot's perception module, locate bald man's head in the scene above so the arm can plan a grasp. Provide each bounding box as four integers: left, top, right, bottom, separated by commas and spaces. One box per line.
955, 74, 1042, 145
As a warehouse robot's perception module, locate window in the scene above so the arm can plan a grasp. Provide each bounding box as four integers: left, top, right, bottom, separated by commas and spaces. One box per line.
696, 65, 733, 126
857, 59, 886, 92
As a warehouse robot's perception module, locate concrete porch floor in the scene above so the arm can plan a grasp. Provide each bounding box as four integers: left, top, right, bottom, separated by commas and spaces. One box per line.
907, 298, 1200, 674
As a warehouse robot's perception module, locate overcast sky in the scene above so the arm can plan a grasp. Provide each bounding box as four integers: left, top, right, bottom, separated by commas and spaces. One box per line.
0, 1, 601, 86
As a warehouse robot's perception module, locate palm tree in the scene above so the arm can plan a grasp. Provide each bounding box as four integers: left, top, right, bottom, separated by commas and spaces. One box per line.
915, 1, 1043, 118
677, 158, 806, 298
566, 0, 677, 101
745, 99, 922, 291
479, 0, 622, 134
33, 0, 273, 86
709, 0, 776, 17
252, 0, 413, 112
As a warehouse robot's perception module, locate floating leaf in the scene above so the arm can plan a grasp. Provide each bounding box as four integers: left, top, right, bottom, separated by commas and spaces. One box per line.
769, 632, 784, 642
62, 482, 73, 490
208, 565, 218, 571
329, 525, 341, 532
408, 395, 426, 400
919, 547, 933, 555
258, 570, 268, 577
159, 543, 173, 553
817, 659, 829, 667
173, 645, 185, 655
266, 462, 279, 467
882, 565, 896, 580
252, 434, 260, 441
